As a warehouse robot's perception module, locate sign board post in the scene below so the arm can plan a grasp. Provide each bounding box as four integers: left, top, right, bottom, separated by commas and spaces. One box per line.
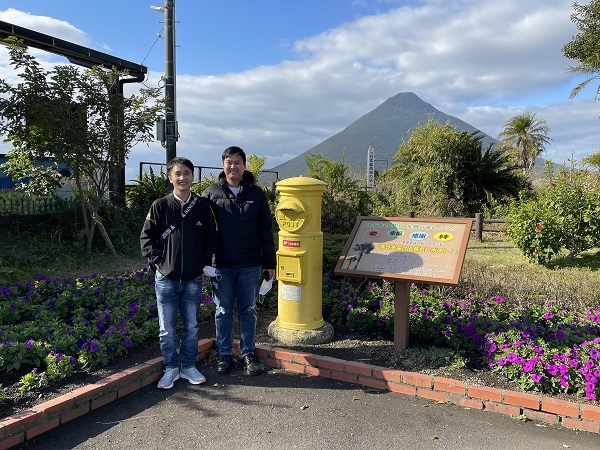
334, 216, 472, 349
366, 146, 375, 191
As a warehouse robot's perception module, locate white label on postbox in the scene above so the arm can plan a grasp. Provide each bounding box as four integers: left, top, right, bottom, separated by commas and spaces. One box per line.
281, 283, 301, 301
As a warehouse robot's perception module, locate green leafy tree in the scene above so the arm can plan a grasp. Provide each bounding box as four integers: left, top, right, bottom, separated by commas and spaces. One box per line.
562, 0, 600, 101
582, 150, 600, 170
305, 153, 370, 234
498, 112, 551, 173
381, 118, 525, 217
0, 39, 164, 256
246, 154, 267, 178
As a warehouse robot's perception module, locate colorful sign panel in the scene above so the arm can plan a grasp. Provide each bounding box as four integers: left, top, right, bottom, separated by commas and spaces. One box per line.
334, 216, 472, 285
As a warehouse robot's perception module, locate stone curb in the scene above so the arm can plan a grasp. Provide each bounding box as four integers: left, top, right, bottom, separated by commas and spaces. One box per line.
1, 339, 599, 449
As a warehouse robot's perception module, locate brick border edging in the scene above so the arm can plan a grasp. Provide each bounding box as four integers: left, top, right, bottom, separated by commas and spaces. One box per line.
1, 340, 599, 449
0, 340, 214, 449
251, 344, 600, 435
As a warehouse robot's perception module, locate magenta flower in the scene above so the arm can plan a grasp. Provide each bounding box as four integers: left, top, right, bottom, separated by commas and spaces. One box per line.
507, 353, 518, 363
531, 373, 544, 382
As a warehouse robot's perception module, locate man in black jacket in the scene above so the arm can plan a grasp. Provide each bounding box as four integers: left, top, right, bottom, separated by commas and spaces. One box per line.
202, 146, 276, 376
140, 157, 218, 389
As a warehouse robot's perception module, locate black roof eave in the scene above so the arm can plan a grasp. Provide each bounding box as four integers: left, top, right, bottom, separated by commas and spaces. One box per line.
0, 20, 147, 79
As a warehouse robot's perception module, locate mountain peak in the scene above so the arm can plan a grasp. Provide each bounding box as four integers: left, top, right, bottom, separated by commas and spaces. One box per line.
269, 92, 495, 178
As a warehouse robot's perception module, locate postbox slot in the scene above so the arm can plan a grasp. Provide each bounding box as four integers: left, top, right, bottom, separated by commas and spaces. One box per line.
277, 251, 306, 283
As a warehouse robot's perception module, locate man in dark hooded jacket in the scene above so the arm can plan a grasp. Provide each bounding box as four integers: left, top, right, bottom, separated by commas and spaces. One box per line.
202, 146, 276, 376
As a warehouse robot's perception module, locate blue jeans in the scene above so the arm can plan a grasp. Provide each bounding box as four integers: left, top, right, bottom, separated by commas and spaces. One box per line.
155, 272, 203, 369
211, 266, 260, 357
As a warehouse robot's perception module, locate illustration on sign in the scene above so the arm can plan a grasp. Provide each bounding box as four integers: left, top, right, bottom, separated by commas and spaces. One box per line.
335, 216, 472, 285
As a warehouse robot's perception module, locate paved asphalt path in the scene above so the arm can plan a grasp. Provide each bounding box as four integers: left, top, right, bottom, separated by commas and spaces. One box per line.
12, 363, 600, 450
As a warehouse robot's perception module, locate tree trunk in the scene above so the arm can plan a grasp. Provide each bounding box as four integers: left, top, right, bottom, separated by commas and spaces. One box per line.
86, 202, 117, 258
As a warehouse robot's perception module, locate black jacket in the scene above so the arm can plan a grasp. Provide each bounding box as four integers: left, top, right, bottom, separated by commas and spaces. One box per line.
140, 193, 218, 281
201, 171, 276, 269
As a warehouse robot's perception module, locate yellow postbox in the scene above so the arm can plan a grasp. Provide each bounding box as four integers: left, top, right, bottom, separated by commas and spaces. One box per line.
268, 177, 334, 345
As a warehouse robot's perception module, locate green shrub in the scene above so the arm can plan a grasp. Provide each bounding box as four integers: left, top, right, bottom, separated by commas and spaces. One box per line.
126, 168, 169, 215
506, 166, 600, 265
322, 234, 349, 273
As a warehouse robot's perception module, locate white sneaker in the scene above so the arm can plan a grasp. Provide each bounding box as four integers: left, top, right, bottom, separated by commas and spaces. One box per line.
157, 367, 180, 389
180, 366, 206, 385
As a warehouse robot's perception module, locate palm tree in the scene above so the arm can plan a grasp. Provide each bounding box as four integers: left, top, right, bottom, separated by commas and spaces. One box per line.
352, 242, 375, 269
459, 142, 527, 214
498, 112, 551, 173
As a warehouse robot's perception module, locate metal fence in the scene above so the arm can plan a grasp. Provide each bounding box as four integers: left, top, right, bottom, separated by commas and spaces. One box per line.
138, 161, 279, 187
0, 195, 67, 217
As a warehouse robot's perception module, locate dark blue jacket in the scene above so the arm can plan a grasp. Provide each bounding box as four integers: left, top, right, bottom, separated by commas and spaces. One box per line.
201, 171, 276, 269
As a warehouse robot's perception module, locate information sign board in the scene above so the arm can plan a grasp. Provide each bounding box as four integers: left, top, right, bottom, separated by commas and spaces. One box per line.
334, 216, 472, 286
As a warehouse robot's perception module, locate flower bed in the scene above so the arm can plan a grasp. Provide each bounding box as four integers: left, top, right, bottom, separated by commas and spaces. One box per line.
1, 270, 599, 403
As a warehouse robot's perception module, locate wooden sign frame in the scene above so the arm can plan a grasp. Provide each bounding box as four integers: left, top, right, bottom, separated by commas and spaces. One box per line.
334, 216, 472, 350
334, 216, 472, 286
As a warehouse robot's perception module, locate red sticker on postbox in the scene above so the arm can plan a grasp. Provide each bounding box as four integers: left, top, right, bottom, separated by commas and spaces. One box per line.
283, 240, 301, 247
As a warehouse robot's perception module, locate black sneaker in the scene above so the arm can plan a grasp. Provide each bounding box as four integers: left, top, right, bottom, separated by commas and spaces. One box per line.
243, 353, 261, 376
217, 355, 233, 374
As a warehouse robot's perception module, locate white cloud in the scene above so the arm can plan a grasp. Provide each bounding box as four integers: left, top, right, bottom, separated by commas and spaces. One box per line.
1, 8, 89, 46
2, 0, 600, 182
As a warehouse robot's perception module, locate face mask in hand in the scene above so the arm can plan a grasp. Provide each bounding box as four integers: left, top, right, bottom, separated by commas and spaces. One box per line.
259, 278, 273, 296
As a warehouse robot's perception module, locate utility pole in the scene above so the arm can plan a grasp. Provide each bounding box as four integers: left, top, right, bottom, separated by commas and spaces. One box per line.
164, 0, 177, 164
152, 1, 177, 166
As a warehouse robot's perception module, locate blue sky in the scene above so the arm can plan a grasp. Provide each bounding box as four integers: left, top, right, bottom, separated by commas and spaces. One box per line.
1, 1, 599, 181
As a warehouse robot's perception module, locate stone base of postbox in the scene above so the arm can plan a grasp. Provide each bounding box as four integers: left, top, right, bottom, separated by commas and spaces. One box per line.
267, 320, 334, 346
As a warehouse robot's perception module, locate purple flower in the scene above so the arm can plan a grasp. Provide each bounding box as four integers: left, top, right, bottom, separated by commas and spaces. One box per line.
531, 373, 544, 382
90, 341, 99, 353
25, 339, 35, 349
507, 353, 518, 363
585, 360, 595, 370
523, 361, 535, 373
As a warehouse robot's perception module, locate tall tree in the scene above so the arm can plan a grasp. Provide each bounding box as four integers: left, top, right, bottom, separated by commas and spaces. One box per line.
562, 0, 600, 101
498, 112, 551, 173
305, 153, 371, 234
0, 39, 164, 256
383, 117, 525, 217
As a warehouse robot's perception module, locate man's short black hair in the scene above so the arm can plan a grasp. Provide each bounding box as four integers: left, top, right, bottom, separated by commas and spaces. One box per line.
222, 146, 246, 165
167, 157, 194, 175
